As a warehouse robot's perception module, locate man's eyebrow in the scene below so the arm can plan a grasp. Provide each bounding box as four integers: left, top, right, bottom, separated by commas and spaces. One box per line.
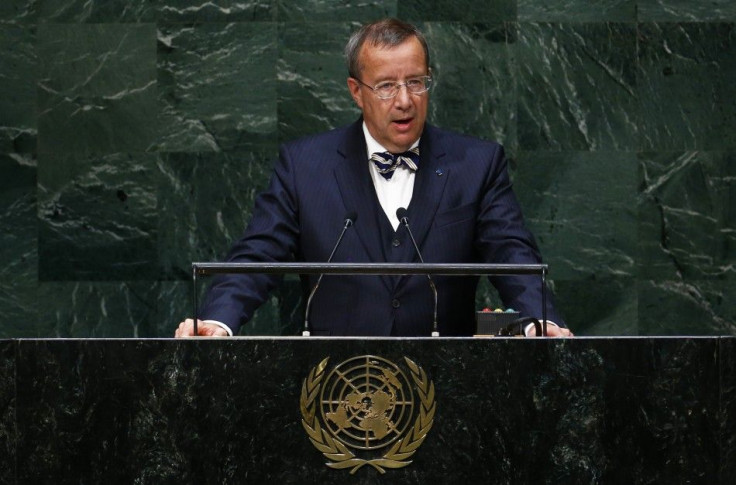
372, 73, 427, 84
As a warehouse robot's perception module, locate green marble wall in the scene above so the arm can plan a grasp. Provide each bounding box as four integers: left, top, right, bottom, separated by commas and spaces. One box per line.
1, 1, 734, 337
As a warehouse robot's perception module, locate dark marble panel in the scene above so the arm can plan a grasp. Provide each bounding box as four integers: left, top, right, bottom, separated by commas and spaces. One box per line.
158, 0, 274, 22
721, 337, 736, 483
518, 0, 636, 21
398, 0, 515, 22
16, 340, 161, 483
157, 150, 274, 279
639, 0, 736, 21
36, 281, 163, 337
639, 151, 736, 280
554, 277, 638, 336
37, 23, 157, 157
0, 0, 34, 23
512, 151, 638, 279
34, 0, 157, 22
0, 155, 38, 338
0, 26, 37, 155
277, 0, 394, 21
425, 23, 517, 148
13, 338, 724, 483
638, 279, 736, 335
0, 284, 39, 339
474, 277, 504, 310
156, 22, 277, 152
637, 23, 736, 151
0, 341, 15, 484
38, 153, 158, 281
593, 338, 720, 483
3, 0, 160, 23
277, 22, 360, 142
517, 23, 638, 151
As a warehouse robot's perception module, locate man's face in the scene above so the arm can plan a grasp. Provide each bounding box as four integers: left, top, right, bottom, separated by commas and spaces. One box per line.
348, 37, 429, 153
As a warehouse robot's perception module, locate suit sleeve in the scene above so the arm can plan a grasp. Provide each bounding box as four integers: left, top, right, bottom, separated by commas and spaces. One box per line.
475, 144, 566, 327
198, 144, 301, 334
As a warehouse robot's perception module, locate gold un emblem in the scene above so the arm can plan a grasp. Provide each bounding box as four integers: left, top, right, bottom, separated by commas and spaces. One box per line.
300, 355, 436, 474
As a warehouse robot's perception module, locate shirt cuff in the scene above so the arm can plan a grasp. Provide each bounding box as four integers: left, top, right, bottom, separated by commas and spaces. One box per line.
524, 321, 558, 337
202, 319, 234, 337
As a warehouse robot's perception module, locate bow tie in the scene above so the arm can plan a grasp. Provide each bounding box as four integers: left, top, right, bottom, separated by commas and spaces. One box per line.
370, 147, 420, 180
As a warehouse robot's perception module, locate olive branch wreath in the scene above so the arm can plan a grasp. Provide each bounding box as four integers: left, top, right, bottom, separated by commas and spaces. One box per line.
300, 356, 436, 474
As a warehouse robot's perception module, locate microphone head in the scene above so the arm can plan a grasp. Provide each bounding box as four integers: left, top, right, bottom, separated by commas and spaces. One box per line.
396, 207, 408, 223
344, 211, 358, 226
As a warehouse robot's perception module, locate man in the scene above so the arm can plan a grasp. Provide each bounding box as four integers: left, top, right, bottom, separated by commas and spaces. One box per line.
176, 18, 571, 338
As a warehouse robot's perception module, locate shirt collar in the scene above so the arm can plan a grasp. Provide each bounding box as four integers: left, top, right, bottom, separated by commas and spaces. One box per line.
362, 122, 420, 159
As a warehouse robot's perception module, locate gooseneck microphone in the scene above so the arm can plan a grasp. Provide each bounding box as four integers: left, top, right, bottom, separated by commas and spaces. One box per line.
302, 212, 357, 336
396, 207, 439, 337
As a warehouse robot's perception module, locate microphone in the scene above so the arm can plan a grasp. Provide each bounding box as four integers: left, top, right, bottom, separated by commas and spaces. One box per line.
303, 212, 357, 336
396, 207, 439, 337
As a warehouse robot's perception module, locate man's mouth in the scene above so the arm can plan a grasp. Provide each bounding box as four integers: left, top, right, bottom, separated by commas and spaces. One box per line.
393, 118, 413, 128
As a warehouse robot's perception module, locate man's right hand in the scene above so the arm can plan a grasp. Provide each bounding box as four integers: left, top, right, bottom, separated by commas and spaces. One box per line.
175, 318, 229, 338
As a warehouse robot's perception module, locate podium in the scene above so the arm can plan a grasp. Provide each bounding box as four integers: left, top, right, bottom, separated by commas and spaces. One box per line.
191, 261, 553, 335
1, 337, 734, 483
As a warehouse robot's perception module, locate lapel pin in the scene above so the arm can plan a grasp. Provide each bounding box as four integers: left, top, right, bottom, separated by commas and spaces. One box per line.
435, 169, 444, 176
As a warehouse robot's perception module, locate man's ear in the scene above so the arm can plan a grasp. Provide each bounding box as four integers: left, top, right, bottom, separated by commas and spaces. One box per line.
347, 77, 363, 110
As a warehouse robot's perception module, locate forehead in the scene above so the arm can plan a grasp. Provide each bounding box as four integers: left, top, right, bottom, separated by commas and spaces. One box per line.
358, 37, 427, 75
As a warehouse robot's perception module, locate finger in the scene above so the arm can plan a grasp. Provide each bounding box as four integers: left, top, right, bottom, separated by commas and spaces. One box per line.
177, 319, 227, 338
174, 318, 194, 338
203, 325, 228, 337
551, 327, 574, 337
196, 320, 219, 337
530, 325, 573, 337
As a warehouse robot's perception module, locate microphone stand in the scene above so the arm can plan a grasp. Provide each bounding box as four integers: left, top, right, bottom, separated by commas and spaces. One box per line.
397, 208, 439, 337
302, 214, 356, 336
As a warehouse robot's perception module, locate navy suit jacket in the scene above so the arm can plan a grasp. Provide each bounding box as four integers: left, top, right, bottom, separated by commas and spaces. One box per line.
200, 119, 565, 336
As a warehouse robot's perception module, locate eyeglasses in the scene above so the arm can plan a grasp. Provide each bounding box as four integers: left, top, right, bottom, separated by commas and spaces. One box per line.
354, 76, 433, 100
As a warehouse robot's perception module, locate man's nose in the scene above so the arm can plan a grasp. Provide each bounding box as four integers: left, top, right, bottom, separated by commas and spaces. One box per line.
393, 84, 412, 107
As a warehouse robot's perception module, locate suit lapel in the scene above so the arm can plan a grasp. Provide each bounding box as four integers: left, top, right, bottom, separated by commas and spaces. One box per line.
405, 125, 449, 256
333, 121, 387, 265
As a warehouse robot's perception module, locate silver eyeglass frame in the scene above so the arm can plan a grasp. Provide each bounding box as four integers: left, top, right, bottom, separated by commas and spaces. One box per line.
352, 75, 433, 100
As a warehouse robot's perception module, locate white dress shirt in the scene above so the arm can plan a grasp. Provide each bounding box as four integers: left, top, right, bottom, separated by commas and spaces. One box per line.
363, 123, 419, 230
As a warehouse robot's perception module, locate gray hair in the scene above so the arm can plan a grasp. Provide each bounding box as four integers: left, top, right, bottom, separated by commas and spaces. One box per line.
345, 18, 430, 79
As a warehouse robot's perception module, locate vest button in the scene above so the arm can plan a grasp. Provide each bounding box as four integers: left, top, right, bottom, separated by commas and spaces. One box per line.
392, 238, 401, 247
392, 299, 400, 308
